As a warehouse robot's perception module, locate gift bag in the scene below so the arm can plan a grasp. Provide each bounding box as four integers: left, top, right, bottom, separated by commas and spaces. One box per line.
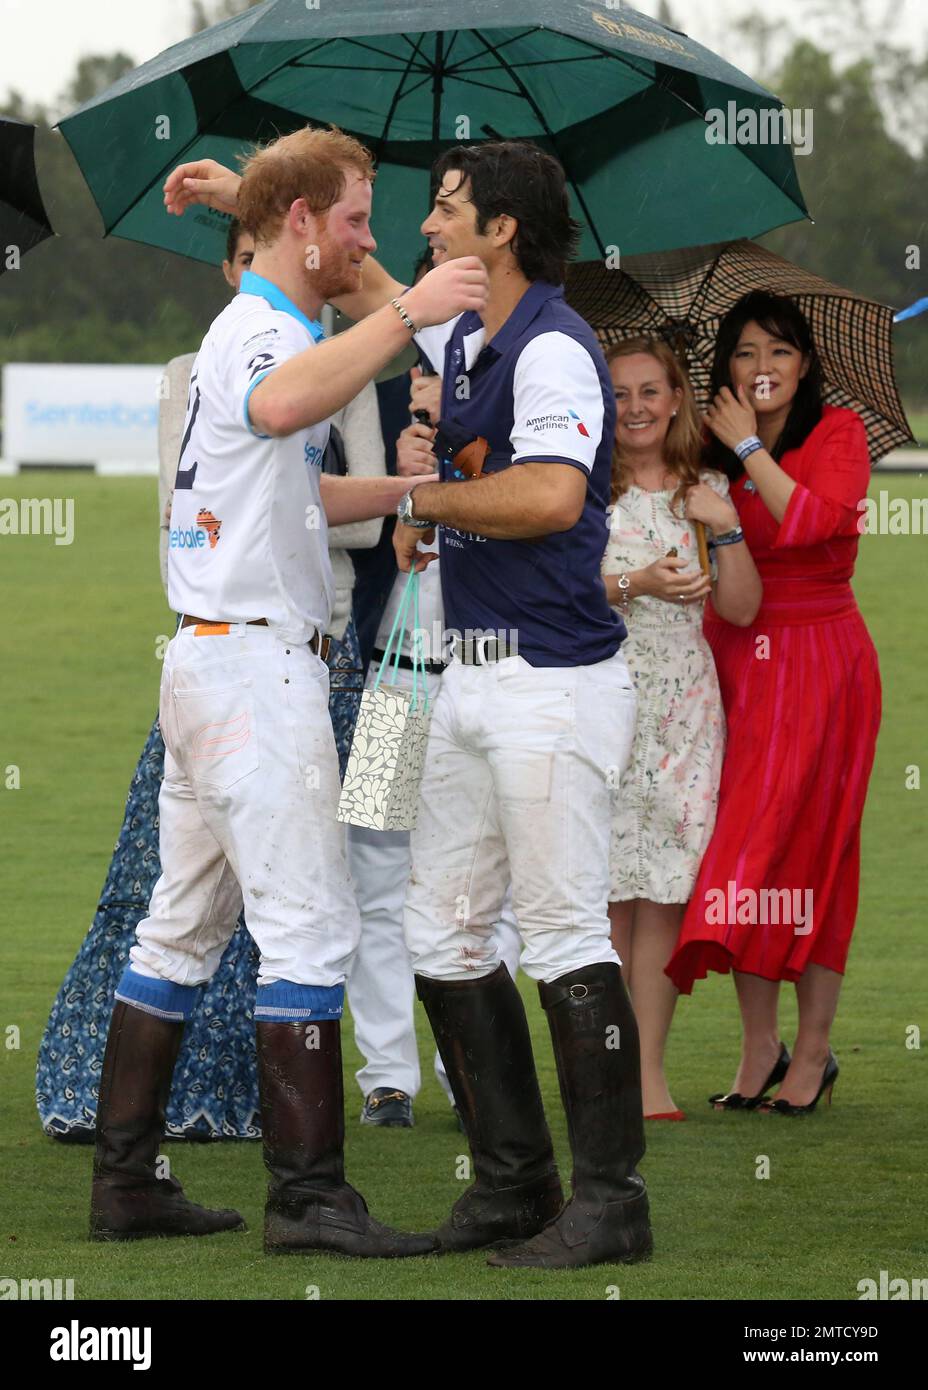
336, 569, 432, 831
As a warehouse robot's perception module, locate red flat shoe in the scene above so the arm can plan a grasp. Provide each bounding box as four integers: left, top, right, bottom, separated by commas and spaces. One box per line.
645, 1110, 686, 1121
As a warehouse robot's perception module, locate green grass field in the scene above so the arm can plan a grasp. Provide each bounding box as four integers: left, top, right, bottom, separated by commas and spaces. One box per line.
1, 472, 925, 1301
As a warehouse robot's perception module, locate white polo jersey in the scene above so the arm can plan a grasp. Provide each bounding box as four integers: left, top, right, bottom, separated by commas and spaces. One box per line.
167, 270, 333, 644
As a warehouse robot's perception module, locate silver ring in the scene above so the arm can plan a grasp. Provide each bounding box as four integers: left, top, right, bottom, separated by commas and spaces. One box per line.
569, 984, 589, 999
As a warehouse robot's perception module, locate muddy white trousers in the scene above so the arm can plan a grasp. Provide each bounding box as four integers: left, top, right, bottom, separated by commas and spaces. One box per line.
404, 651, 637, 984
125, 623, 361, 1023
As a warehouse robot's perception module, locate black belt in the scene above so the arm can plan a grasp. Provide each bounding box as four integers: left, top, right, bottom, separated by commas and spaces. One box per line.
372, 645, 447, 675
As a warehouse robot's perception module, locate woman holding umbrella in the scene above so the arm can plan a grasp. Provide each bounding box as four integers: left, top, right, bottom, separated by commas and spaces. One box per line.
666, 290, 883, 1115
601, 337, 761, 1121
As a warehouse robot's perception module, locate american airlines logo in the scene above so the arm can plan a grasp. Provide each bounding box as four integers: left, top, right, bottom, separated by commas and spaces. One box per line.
526, 412, 570, 432
526, 409, 589, 436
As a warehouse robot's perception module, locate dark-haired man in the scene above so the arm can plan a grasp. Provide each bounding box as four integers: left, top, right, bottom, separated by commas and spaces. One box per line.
335, 141, 651, 1270
165, 139, 651, 1271
407, 143, 652, 1270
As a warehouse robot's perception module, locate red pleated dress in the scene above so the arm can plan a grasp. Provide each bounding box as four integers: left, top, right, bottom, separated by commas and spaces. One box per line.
666, 406, 882, 992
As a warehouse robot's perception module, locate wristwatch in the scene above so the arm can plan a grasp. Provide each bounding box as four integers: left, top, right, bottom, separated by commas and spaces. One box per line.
617, 573, 632, 615
397, 489, 434, 530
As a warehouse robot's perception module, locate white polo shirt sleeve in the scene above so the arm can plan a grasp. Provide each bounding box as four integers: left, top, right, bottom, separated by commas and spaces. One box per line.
510, 332, 605, 473
413, 315, 462, 379
228, 312, 313, 439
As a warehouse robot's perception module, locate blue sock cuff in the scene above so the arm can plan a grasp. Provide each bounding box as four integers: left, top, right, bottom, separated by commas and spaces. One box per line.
254, 981, 344, 1021
115, 967, 201, 1022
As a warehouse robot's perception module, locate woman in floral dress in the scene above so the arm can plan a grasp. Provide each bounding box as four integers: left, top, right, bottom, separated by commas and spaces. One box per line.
601, 338, 761, 1118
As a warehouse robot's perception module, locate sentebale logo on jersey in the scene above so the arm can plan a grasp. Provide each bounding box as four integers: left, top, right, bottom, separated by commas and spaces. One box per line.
169, 525, 206, 549
169, 510, 223, 551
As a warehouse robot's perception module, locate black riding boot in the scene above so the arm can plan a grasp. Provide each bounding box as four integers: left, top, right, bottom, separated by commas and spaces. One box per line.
89, 1001, 246, 1241
489, 962, 653, 1268
416, 964, 564, 1252
257, 1020, 435, 1258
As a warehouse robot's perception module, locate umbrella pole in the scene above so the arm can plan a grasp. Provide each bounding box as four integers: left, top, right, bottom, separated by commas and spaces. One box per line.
432, 32, 444, 143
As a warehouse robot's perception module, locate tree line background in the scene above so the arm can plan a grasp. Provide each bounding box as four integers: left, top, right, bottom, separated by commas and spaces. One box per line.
1, 0, 925, 422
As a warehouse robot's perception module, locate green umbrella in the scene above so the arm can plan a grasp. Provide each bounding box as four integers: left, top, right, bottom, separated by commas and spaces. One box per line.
58, 0, 809, 275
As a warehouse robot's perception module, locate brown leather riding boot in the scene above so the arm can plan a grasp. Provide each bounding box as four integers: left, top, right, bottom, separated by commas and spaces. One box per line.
416, 964, 564, 1252
257, 1020, 435, 1258
489, 962, 653, 1269
89, 1001, 246, 1241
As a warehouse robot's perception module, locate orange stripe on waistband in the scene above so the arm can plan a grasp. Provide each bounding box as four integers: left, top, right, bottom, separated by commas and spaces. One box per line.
193, 622, 231, 636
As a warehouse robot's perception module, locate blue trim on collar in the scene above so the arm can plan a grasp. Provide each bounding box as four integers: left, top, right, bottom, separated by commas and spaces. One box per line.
239, 270, 326, 341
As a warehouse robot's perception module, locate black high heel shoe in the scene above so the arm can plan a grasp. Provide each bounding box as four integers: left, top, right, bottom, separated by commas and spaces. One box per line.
760, 1051, 838, 1116
708, 1042, 791, 1111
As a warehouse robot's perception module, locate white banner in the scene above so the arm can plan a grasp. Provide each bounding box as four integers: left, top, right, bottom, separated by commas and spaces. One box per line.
2, 364, 164, 474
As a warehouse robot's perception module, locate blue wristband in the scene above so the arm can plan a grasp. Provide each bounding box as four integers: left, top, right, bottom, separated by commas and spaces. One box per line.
711, 527, 745, 548
734, 434, 763, 462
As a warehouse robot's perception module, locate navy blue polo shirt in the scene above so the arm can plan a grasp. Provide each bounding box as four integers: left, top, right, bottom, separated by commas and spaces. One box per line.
414, 281, 625, 667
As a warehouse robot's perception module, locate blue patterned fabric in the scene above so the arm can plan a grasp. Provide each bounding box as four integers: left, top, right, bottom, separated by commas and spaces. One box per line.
36, 618, 364, 1142
326, 617, 365, 779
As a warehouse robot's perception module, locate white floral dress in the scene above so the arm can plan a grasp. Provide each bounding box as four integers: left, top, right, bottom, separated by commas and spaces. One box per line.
602, 470, 729, 903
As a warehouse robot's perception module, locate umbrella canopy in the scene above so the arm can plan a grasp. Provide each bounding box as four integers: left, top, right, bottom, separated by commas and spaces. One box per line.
566, 239, 914, 464
0, 117, 55, 274
58, 0, 809, 274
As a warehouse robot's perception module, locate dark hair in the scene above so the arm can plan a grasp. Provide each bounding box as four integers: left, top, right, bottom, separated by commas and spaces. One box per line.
225, 217, 247, 264
430, 141, 580, 286
705, 290, 824, 482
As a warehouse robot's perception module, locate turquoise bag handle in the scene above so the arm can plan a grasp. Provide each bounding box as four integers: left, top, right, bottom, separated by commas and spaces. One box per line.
409, 563, 431, 714
372, 569, 432, 714
373, 569, 416, 690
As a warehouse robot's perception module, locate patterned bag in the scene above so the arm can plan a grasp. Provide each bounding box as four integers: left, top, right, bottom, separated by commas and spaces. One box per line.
336, 569, 432, 831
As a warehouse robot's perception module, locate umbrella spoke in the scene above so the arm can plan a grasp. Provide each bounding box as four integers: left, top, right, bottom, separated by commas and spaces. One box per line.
374, 32, 432, 163
468, 29, 606, 257
449, 54, 611, 74
444, 26, 542, 69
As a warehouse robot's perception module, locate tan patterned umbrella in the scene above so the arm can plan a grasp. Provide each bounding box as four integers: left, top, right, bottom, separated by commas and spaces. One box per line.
565, 238, 914, 464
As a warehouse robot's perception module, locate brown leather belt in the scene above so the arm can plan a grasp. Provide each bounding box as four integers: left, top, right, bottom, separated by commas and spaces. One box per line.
180, 615, 331, 661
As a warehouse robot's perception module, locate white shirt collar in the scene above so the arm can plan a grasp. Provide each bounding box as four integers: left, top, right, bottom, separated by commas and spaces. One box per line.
462, 326, 486, 372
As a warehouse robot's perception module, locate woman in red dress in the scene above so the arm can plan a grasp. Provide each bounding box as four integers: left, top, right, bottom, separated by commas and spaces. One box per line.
668, 291, 882, 1115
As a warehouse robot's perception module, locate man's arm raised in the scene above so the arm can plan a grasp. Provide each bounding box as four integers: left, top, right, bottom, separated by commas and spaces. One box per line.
248, 258, 485, 435
163, 158, 241, 217
162, 159, 485, 431
163, 159, 405, 319
329, 254, 407, 322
